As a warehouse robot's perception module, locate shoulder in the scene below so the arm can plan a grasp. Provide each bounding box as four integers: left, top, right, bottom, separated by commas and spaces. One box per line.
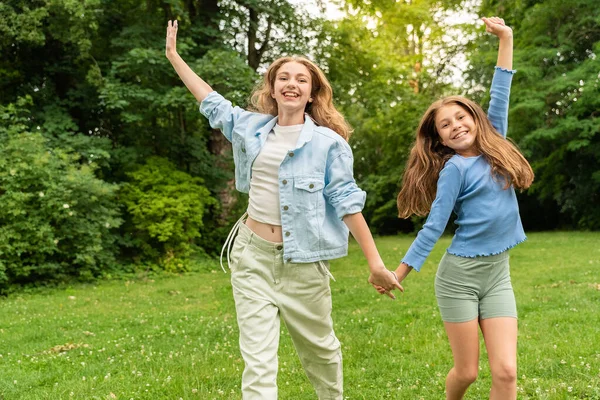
312, 125, 352, 154
440, 157, 466, 182
202, 91, 269, 121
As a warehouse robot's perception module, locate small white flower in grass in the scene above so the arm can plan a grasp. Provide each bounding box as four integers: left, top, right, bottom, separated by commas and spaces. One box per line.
39, 192, 44, 197
105, 222, 110, 228
13, 380, 17, 384
192, 389, 198, 393
69, 211, 73, 216
568, 387, 573, 392
63, 204, 70, 208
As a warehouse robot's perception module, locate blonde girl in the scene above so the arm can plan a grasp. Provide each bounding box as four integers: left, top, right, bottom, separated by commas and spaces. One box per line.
166, 20, 401, 400
377, 17, 533, 400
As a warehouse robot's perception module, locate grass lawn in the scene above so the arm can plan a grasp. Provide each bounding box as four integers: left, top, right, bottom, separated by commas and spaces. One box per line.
0, 232, 599, 399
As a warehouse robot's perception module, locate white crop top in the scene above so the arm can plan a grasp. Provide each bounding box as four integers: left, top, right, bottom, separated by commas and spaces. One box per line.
248, 123, 303, 225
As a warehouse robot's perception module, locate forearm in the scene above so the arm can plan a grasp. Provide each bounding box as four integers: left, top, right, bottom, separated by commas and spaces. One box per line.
496, 34, 513, 70
167, 52, 213, 102
343, 212, 384, 271
395, 262, 413, 282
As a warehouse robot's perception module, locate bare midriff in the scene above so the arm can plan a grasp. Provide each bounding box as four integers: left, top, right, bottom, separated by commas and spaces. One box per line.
245, 216, 283, 243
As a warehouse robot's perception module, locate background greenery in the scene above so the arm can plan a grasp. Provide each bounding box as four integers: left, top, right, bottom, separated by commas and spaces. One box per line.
0, 233, 598, 399
0, 0, 598, 290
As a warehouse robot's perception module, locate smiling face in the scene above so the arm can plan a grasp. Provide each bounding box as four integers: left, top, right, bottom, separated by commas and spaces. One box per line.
271, 61, 313, 116
435, 104, 479, 157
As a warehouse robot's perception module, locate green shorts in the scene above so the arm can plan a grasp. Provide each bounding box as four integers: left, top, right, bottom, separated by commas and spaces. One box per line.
434, 251, 517, 323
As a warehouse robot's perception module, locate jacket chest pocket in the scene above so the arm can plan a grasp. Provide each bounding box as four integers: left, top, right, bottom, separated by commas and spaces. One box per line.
294, 177, 324, 211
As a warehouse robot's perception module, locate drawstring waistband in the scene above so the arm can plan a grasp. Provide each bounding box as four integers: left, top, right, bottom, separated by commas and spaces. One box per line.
219, 211, 335, 281
318, 260, 336, 282
219, 211, 248, 273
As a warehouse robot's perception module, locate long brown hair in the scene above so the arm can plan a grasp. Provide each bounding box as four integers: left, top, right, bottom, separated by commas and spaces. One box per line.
249, 56, 352, 141
397, 96, 534, 218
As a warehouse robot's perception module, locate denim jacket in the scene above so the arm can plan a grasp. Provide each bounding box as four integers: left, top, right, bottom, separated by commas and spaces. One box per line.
200, 91, 366, 263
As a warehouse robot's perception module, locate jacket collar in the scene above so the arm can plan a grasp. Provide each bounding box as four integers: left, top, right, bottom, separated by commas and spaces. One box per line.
255, 113, 317, 150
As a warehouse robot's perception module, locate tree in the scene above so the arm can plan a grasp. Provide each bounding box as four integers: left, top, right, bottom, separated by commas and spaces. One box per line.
467, 0, 600, 229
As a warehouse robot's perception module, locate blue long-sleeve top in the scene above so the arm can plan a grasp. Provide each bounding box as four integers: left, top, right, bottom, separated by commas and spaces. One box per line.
402, 67, 526, 272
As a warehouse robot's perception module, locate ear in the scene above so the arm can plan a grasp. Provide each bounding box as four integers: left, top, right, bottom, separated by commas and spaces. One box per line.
309, 97, 313, 103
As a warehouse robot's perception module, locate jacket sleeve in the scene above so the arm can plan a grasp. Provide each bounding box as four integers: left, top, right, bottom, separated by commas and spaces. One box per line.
199, 91, 247, 142
323, 145, 366, 219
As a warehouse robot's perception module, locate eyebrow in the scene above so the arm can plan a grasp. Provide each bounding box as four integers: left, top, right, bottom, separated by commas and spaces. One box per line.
438, 111, 465, 124
276, 71, 310, 79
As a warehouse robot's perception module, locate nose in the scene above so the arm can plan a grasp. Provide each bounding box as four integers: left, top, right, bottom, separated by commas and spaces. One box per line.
451, 119, 462, 131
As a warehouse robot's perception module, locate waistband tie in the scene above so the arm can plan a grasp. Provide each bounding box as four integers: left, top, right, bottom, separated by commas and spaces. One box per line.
219, 211, 248, 273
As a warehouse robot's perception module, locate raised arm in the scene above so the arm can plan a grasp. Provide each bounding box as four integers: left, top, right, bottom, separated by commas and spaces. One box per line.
483, 17, 515, 137
166, 20, 213, 102
482, 16, 513, 70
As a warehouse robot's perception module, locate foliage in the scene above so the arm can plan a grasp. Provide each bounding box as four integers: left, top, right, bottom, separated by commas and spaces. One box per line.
316, 1, 473, 234
119, 156, 217, 271
0, 99, 121, 294
467, 0, 600, 229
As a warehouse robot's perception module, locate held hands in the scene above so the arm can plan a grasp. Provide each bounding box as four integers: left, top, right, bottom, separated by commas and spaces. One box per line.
372, 262, 411, 298
482, 16, 512, 39
166, 20, 178, 58
368, 266, 404, 300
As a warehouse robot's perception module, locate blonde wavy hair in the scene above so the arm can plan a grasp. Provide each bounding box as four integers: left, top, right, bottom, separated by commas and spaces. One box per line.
249, 56, 352, 141
397, 96, 534, 218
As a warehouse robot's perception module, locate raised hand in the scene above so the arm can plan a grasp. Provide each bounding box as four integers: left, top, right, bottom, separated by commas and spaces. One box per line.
482, 16, 512, 39
166, 20, 178, 59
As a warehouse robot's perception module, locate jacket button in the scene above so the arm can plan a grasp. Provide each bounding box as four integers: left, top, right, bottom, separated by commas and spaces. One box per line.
276, 245, 283, 250
287, 258, 292, 263
309, 183, 314, 189
289, 152, 294, 157
241, 147, 246, 153
285, 232, 290, 237
282, 179, 287, 185
283, 205, 289, 211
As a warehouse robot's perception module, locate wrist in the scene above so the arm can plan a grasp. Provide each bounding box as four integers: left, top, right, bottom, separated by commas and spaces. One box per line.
368, 259, 386, 272
497, 32, 513, 40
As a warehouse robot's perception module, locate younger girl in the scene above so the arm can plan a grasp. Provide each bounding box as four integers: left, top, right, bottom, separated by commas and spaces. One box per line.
166, 20, 401, 399
381, 17, 533, 400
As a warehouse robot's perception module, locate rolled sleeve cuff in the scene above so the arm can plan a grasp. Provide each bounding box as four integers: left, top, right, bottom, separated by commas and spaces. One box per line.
334, 189, 366, 219
199, 90, 224, 119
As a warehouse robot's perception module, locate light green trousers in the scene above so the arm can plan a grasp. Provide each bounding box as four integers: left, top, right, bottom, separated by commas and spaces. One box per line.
229, 222, 343, 400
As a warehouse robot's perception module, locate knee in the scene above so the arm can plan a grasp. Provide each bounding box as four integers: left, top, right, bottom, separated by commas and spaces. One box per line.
493, 362, 517, 385
453, 367, 478, 385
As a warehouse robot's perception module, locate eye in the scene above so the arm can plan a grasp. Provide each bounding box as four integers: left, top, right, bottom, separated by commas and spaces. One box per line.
441, 123, 449, 128
458, 115, 465, 120
279, 76, 287, 81
299, 78, 307, 83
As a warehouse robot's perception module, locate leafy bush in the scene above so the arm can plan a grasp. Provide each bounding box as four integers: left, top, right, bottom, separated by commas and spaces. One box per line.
119, 156, 217, 271
0, 128, 122, 293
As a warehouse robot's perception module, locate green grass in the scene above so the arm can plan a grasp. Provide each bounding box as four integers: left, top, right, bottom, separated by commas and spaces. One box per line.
1, 232, 599, 399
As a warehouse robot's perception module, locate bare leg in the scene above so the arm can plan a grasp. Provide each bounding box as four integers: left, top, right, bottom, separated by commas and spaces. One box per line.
443, 319, 480, 400
480, 317, 518, 400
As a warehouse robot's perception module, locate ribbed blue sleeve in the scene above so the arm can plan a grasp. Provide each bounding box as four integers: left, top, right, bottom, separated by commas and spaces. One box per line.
401, 162, 463, 272
488, 67, 515, 137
